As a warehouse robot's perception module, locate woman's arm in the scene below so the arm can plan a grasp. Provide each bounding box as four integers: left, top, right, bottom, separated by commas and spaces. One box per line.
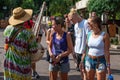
104, 33, 111, 74
48, 32, 56, 61
104, 33, 110, 65
46, 29, 51, 45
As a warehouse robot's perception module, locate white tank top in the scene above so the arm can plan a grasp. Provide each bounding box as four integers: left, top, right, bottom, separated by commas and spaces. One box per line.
88, 32, 105, 56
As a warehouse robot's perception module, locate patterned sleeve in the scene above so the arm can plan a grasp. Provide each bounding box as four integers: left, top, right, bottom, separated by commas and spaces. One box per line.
3, 25, 14, 37
27, 31, 38, 54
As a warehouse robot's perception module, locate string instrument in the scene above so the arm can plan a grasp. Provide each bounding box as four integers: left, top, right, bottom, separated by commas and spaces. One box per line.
31, 2, 46, 63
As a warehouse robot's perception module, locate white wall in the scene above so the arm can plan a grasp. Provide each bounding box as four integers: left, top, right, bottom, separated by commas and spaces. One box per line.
76, 0, 89, 10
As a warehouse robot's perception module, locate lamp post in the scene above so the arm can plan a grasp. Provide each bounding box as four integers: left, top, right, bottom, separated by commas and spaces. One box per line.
101, 12, 108, 25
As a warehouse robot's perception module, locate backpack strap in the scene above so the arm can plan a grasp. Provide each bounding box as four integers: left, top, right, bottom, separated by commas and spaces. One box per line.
86, 31, 92, 55
4, 27, 24, 51
10, 27, 24, 42
87, 31, 92, 42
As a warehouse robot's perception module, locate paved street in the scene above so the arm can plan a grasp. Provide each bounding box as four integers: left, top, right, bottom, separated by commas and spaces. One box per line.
0, 29, 120, 80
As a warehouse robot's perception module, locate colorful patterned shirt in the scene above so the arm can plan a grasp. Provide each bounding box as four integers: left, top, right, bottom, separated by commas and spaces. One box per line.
3, 25, 38, 80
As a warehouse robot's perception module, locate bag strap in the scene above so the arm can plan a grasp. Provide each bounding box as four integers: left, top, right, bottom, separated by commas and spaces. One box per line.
10, 27, 24, 42
86, 31, 92, 55
87, 31, 92, 42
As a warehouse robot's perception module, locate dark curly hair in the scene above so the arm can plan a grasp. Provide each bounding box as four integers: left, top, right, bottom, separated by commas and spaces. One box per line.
52, 16, 65, 27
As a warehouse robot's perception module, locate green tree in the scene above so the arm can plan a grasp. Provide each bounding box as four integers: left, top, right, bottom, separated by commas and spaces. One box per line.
87, 0, 120, 18
48, 0, 80, 16
21, 0, 35, 10
0, 0, 80, 19
48, 0, 70, 16
0, 0, 24, 18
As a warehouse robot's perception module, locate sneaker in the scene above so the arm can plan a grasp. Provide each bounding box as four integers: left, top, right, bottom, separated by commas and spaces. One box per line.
76, 67, 80, 72
32, 71, 40, 80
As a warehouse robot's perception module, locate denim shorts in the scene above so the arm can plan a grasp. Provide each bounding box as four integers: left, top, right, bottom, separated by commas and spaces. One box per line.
49, 62, 70, 73
85, 55, 106, 72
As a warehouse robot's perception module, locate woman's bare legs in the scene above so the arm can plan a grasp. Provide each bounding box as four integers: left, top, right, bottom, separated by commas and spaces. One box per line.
49, 71, 58, 80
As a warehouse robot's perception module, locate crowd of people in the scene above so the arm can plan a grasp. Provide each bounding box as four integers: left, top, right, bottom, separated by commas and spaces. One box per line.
3, 6, 111, 80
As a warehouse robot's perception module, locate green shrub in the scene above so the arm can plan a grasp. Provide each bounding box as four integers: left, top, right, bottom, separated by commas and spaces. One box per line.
111, 37, 119, 45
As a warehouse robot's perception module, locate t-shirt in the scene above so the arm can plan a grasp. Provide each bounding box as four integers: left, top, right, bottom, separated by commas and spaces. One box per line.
74, 19, 90, 54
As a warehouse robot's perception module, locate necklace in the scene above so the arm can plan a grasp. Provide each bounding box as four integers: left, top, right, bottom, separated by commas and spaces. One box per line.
94, 31, 101, 35
56, 31, 64, 40
92, 31, 101, 38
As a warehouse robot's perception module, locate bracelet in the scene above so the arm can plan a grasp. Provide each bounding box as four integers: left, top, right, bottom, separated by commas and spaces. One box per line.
58, 54, 62, 59
107, 64, 111, 67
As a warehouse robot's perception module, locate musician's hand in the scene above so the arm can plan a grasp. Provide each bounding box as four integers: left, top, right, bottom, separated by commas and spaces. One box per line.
36, 36, 42, 42
36, 37, 38, 42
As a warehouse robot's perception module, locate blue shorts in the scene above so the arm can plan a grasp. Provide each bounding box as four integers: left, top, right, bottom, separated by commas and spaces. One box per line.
49, 62, 70, 73
85, 55, 106, 72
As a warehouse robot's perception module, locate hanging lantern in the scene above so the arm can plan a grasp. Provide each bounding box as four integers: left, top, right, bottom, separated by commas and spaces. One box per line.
101, 12, 108, 25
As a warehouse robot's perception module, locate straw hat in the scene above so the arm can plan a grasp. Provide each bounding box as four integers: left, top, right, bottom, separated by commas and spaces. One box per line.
9, 7, 33, 26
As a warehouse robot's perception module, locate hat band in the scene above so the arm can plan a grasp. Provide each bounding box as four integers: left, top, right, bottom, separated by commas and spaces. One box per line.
14, 11, 26, 19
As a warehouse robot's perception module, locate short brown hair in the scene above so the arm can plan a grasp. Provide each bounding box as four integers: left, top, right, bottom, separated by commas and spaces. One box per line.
52, 16, 65, 27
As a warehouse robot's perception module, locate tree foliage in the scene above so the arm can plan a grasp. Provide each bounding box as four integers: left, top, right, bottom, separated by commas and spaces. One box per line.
48, 0, 80, 16
87, 0, 120, 16
49, 0, 72, 16
0, 0, 80, 19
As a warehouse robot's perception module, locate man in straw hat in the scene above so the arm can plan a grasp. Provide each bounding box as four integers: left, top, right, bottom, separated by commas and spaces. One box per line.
3, 7, 38, 80
68, 8, 90, 80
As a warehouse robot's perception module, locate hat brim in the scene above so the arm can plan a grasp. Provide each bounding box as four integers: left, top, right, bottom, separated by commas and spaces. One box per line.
9, 9, 33, 26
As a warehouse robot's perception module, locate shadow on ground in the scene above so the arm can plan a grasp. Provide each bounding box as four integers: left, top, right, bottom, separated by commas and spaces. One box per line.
32, 76, 49, 80
111, 69, 120, 75
0, 72, 4, 80
1, 69, 120, 80
68, 75, 81, 80
0, 72, 49, 80
33, 75, 82, 80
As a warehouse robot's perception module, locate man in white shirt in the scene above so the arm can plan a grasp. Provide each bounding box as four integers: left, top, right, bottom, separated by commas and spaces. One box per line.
68, 8, 90, 80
